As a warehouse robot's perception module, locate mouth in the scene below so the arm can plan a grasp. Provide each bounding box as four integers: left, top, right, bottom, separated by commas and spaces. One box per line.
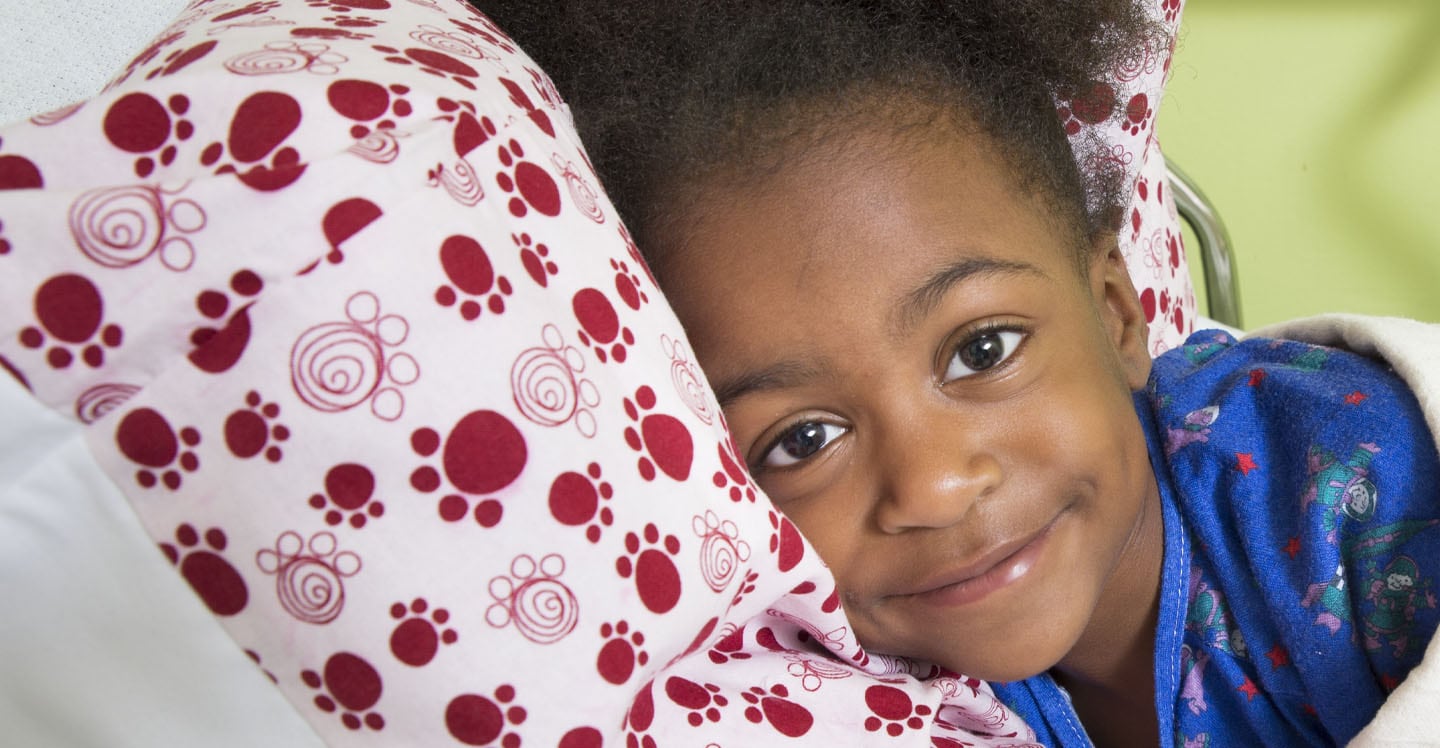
900, 514, 1061, 608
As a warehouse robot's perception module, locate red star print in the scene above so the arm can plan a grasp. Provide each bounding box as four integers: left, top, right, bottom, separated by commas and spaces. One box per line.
1381, 674, 1401, 692
1303, 704, 1318, 717
1248, 369, 1266, 387
1237, 677, 1260, 701
1266, 645, 1290, 669
1236, 453, 1259, 475
1283, 537, 1301, 559
1344, 391, 1368, 405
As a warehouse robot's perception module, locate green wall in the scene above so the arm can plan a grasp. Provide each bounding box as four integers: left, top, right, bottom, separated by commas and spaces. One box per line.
1160, 1, 1440, 328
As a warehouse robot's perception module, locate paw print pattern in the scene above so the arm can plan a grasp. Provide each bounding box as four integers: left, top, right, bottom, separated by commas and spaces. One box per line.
321, 13, 382, 28
199, 91, 306, 192
290, 291, 419, 421
707, 625, 753, 666
769, 510, 806, 573
224, 390, 290, 462
159, 523, 249, 616
374, 41, 483, 89
664, 676, 729, 727
1057, 81, 1116, 137
495, 138, 561, 218
445, 686, 527, 747
309, 462, 384, 528
610, 257, 648, 309
435, 234, 512, 320
570, 287, 635, 363
694, 510, 752, 593
741, 684, 814, 737
115, 407, 201, 490
189, 269, 263, 374
713, 438, 757, 503
19, 273, 123, 369
862, 684, 932, 737
326, 79, 412, 141
0, 218, 9, 255
390, 598, 457, 667
1123, 93, 1152, 136
69, 183, 207, 272
301, 652, 385, 731
428, 110, 495, 206
663, 335, 714, 425
547, 463, 614, 542
514, 231, 558, 287
510, 324, 600, 437
729, 569, 760, 609
409, 409, 528, 528
224, 41, 349, 77
616, 523, 683, 614
596, 620, 648, 685
486, 553, 579, 644
256, 530, 361, 624
102, 92, 195, 178
623, 386, 694, 481
553, 154, 604, 223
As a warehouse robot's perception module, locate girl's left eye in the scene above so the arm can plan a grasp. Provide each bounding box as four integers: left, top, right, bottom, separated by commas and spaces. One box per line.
760, 420, 849, 469
943, 328, 1026, 381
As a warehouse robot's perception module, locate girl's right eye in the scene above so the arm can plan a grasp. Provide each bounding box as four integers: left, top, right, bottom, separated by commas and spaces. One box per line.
760, 421, 849, 469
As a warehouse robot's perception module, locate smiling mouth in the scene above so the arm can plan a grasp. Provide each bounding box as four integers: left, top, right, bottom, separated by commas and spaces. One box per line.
903, 516, 1060, 608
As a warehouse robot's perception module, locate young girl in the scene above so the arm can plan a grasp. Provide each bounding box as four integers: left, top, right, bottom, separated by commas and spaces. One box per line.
480, 2, 1440, 745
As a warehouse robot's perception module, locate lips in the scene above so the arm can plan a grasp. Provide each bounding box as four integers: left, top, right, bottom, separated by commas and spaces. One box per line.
899, 515, 1059, 608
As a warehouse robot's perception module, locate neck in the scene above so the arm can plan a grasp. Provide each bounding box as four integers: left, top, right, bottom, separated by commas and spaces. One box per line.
1053, 474, 1166, 747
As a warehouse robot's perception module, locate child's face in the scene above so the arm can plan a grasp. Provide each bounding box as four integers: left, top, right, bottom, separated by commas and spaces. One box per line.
659, 122, 1162, 682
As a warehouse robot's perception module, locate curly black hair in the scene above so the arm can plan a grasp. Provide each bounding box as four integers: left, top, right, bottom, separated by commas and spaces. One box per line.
473, 1, 1160, 276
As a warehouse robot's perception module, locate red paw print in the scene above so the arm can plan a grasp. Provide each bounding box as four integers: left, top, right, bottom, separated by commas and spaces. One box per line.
623, 386, 694, 481
327, 79, 412, 140
435, 234, 512, 320
514, 231, 558, 287
495, 138, 561, 218
547, 462, 614, 542
445, 686, 526, 748
1123, 93, 1152, 136
1162, 0, 1181, 23
224, 390, 289, 462
213, 1, 281, 21
616, 523, 683, 614
596, 619, 649, 685
707, 625, 752, 665
664, 676, 729, 727
321, 12, 381, 27
375, 43, 481, 89
159, 523, 248, 616
572, 288, 634, 363
409, 410, 528, 528
769, 510, 806, 573
1056, 81, 1116, 136
199, 91, 305, 192
741, 683, 814, 737
190, 269, 263, 374
610, 258, 648, 309
713, 438, 757, 502
19, 273, 123, 369
115, 407, 200, 490
390, 597, 458, 667
863, 684, 932, 737
0, 217, 10, 255
302, 652, 385, 731
103, 92, 195, 178
310, 462, 384, 528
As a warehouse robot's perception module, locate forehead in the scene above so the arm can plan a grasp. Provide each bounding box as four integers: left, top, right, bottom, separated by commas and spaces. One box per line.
662, 122, 1083, 355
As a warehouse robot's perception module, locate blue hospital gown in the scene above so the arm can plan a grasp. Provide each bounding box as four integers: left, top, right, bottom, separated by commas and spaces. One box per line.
992, 330, 1440, 746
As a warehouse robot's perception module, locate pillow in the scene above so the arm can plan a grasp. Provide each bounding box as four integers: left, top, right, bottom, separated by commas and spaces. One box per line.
0, 0, 1189, 744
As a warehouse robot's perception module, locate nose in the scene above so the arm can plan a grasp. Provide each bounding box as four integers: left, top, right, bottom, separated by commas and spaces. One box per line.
872, 416, 1002, 535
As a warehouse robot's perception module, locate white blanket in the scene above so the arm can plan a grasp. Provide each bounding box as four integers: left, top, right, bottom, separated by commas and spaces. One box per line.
1255, 314, 1440, 746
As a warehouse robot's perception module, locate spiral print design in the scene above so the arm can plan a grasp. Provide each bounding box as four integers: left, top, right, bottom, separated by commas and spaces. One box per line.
74, 383, 142, 424
511, 345, 578, 428
507, 577, 578, 644
349, 130, 401, 164
436, 158, 483, 206
69, 185, 166, 268
562, 169, 603, 223
410, 27, 485, 59
225, 47, 312, 75
275, 557, 347, 624
671, 357, 713, 425
291, 321, 384, 413
698, 531, 742, 592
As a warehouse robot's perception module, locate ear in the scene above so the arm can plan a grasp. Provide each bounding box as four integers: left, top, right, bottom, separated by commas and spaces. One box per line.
1087, 236, 1152, 390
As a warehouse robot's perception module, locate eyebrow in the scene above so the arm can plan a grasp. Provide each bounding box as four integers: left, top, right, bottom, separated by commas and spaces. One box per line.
712, 359, 827, 409
894, 256, 1046, 336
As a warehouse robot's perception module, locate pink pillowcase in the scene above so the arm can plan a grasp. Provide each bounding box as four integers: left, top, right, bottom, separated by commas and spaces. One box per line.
0, 0, 1190, 745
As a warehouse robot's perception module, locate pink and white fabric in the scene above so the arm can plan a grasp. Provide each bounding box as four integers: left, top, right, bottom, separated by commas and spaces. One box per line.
0, 0, 1187, 745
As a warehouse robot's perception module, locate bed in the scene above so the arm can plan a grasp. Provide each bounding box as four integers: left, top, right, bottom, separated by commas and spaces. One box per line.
1, 1, 1430, 745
